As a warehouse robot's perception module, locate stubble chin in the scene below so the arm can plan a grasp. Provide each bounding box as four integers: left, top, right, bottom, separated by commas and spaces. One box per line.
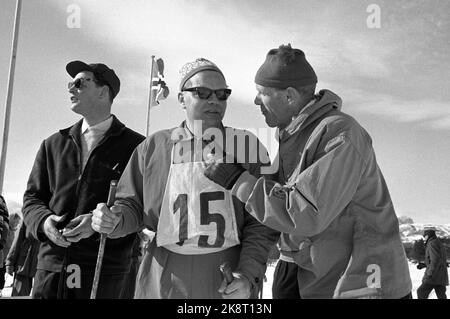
263, 116, 275, 128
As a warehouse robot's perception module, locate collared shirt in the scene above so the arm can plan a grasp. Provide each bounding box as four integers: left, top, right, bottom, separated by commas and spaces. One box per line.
80, 116, 113, 168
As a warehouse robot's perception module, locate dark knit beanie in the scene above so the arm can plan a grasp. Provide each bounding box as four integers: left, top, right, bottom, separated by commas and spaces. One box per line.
255, 44, 317, 89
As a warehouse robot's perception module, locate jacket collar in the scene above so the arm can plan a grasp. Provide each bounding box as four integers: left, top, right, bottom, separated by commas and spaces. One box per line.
425, 235, 437, 245
277, 89, 342, 142
171, 120, 225, 144
60, 114, 125, 145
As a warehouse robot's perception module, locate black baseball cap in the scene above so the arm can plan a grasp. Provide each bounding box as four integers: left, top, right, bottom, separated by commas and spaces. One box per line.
66, 60, 120, 99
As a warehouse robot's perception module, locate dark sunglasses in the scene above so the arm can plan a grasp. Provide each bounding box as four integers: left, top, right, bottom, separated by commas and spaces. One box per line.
182, 87, 232, 101
68, 77, 96, 90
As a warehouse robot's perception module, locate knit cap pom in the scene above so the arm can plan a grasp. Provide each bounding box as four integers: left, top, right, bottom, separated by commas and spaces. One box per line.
255, 44, 317, 89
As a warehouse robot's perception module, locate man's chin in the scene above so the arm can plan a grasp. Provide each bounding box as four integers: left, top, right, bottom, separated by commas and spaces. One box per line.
70, 103, 83, 114
264, 119, 277, 128
201, 117, 223, 125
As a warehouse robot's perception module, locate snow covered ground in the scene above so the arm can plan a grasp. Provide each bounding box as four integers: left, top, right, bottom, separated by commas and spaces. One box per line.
0, 261, 440, 299
1, 273, 15, 298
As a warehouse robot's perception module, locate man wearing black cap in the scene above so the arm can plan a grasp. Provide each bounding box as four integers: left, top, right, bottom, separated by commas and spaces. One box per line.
22, 61, 145, 299
91, 58, 279, 299
204, 44, 412, 299
417, 229, 448, 299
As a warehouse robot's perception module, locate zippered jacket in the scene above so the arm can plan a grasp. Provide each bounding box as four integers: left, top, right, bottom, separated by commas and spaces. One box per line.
23, 115, 145, 274
110, 122, 280, 287
232, 90, 412, 298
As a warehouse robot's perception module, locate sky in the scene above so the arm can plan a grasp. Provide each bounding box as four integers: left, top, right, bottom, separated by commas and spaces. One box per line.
0, 0, 449, 224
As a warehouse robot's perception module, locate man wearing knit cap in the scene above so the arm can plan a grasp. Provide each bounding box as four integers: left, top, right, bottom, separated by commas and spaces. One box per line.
204, 44, 412, 299
417, 229, 448, 299
92, 58, 279, 299
22, 61, 145, 298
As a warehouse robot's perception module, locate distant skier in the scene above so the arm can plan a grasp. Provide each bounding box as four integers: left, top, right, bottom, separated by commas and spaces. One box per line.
417, 229, 449, 299
5, 223, 40, 297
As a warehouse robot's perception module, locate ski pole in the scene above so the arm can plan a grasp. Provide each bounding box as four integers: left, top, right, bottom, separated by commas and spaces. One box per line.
90, 180, 118, 299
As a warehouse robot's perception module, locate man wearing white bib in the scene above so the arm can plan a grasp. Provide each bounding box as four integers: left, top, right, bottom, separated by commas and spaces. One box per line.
92, 58, 279, 299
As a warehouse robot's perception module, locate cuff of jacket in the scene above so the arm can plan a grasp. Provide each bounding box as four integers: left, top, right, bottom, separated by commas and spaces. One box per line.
231, 171, 258, 203
34, 211, 54, 242
107, 214, 126, 239
107, 203, 142, 239
236, 258, 265, 298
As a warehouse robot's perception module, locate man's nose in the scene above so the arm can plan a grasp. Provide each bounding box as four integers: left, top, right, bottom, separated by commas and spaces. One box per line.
254, 96, 261, 106
207, 93, 221, 105
68, 85, 76, 94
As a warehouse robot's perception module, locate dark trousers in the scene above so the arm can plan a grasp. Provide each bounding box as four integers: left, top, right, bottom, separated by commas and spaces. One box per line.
120, 257, 139, 299
11, 274, 33, 297
272, 260, 301, 299
417, 283, 447, 299
32, 269, 126, 299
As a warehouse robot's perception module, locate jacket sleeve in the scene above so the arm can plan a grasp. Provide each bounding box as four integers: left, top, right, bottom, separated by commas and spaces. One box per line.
108, 142, 146, 238
234, 136, 280, 294
236, 211, 279, 295
0, 196, 9, 250
22, 141, 55, 241
232, 133, 367, 237
0, 195, 8, 221
424, 240, 443, 283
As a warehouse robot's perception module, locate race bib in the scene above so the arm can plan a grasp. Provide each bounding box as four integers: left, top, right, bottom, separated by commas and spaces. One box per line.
156, 149, 240, 254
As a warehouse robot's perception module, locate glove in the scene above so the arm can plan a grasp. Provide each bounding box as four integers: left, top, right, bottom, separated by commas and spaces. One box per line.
204, 161, 246, 190
416, 263, 426, 270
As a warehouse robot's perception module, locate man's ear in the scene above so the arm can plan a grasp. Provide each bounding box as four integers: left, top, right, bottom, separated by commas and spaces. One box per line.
178, 92, 186, 109
99, 86, 110, 100
285, 87, 299, 106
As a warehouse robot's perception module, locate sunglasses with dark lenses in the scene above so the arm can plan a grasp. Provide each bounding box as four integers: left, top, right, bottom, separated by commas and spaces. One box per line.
182, 87, 232, 101
68, 78, 96, 90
